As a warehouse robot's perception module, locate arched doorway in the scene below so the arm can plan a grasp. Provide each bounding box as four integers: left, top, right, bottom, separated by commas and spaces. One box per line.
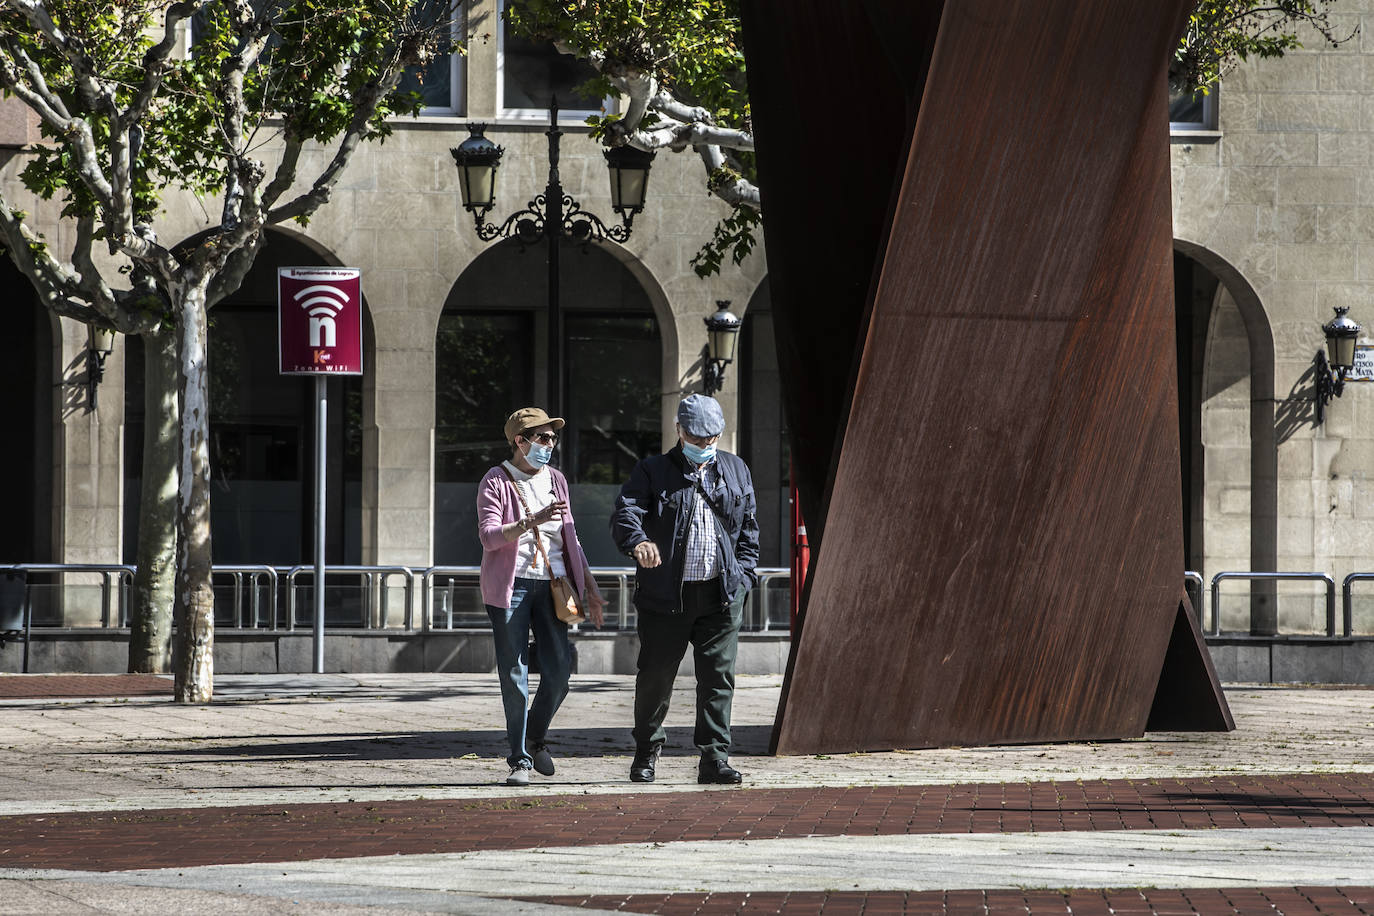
1174, 241, 1278, 633
0, 257, 54, 563
434, 239, 663, 566
123, 231, 364, 570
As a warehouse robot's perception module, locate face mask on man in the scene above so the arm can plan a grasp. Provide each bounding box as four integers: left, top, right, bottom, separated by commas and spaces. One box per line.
681, 440, 717, 465
523, 439, 553, 468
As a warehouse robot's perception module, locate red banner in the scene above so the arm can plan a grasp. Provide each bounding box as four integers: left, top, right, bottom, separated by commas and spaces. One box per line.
278, 267, 364, 375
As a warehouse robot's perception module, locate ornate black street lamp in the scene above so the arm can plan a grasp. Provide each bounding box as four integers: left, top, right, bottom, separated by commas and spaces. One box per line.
703, 301, 742, 394
1315, 305, 1362, 424
86, 324, 115, 411
451, 100, 655, 416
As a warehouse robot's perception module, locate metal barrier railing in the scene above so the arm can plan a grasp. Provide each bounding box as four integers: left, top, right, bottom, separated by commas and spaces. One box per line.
212, 565, 280, 629
418, 566, 790, 632
753, 569, 791, 632
6, 563, 1372, 641
1340, 573, 1374, 638
9, 563, 136, 628
284, 566, 416, 630
1184, 571, 1204, 629
0, 563, 792, 635
1210, 571, 1336, 637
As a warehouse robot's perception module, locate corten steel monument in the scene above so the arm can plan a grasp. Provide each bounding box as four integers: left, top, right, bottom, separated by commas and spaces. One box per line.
740, 0, 1234, 754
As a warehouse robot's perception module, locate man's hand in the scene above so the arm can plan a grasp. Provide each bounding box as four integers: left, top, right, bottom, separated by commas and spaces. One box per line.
586, 590, 607, 628
632, 540, 661, 568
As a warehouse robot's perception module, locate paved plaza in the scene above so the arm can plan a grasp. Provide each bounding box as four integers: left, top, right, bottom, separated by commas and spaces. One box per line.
0, 672, 1372, 914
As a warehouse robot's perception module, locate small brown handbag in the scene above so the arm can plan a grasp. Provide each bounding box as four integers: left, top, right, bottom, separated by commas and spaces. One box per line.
502, 467, 584, 625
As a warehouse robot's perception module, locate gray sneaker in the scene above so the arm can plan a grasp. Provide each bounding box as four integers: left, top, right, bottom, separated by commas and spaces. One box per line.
506, 764, 532, 786
530, 743, 555, 776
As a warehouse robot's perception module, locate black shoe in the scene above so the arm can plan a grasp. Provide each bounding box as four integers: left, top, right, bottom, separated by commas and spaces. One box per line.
698, 757, 743, 785
529, 743, 555, 777
629, 745, 660, 783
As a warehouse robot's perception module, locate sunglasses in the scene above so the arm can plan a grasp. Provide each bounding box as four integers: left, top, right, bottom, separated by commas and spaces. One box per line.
524, 431, 559, 446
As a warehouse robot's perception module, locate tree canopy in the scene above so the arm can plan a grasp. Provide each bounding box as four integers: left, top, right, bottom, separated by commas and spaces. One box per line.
505, 0, 1358, 276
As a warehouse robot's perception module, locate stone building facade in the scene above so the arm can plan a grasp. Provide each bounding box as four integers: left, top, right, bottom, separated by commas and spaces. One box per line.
3, 5, 1374, 645
1170, 7, 1374, 637
0, 1, 779, 630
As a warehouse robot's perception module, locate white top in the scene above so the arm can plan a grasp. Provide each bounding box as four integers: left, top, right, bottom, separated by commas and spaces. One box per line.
503, 461, 567, 578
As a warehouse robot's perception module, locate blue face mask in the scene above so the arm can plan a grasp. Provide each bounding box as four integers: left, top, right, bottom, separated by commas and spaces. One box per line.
681, 441, 717, 465
524, 440, 553, 468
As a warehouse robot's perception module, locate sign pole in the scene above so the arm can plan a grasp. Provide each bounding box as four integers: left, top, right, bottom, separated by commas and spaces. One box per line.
313, 374, 327, 674
277, 266, 363, 674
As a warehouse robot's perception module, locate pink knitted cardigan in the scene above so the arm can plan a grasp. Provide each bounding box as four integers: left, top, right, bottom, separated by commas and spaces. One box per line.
476, 463, 589, 610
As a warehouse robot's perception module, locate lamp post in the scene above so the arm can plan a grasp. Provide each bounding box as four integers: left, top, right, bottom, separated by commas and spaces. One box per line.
1315, 305, 1362, 424
86, 324, 115, 411
451, 100, 655, 417
703, 301, 742, 394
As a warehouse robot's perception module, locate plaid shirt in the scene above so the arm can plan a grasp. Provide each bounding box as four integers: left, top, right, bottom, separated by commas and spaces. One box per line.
681, 460, 723, 582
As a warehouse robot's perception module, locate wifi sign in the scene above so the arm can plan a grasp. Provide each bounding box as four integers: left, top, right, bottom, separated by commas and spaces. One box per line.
278, 267, 364, 375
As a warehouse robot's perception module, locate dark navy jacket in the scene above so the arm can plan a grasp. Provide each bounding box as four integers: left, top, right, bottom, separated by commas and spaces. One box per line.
610, 445, 760, 613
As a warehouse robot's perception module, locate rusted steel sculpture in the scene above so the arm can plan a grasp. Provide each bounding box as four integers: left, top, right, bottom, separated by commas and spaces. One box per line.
742, 0, 1233, 753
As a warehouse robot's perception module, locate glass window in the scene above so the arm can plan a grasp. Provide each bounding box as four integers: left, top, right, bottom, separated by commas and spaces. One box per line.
396, 0, 465, 113
563, 314, 662, 487
498, 0, 604, 117
434, 312, 535, 483
1169, 63, 1217, 133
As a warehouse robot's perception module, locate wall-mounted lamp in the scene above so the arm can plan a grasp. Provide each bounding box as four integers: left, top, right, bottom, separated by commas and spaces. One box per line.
87, 325, 115, 412
1315, 305, 1361, 424
703, 302, 742, 395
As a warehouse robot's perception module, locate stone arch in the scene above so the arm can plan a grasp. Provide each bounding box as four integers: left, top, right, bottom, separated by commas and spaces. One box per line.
0, 256, 56, 564
1174, 238, 1278, 633
433, 237, 671, 568
122, 228, 367, 579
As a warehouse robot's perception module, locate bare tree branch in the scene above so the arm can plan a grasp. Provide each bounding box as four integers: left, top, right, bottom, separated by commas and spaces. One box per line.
565, 43, 759, 212
266, 70, 408, 223
0, 35, 74, 128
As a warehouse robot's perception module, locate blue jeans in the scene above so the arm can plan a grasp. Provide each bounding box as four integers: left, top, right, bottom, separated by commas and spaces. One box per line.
486, 578, 572, 768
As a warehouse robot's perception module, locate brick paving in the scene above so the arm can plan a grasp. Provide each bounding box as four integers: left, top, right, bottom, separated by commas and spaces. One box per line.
0, 673, 170, 698
523, 887, 1374, 915
2, 772, 1372, 871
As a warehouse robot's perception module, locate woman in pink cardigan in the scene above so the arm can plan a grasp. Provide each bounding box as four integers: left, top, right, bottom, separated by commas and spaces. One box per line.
478, 407, 606, 786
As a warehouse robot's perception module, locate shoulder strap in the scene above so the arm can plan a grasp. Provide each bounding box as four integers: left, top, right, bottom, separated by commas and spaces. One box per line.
501, 466, 556, 582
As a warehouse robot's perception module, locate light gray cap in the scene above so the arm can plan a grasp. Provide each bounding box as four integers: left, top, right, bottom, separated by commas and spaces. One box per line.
677, 394, 725, 438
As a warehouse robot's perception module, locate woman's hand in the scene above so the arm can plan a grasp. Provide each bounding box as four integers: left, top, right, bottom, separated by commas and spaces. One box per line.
586, 589, 607, 628
533, 500, 566, 525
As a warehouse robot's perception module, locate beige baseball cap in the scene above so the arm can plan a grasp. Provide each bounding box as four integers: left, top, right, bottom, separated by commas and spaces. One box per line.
504, 407, 565, 445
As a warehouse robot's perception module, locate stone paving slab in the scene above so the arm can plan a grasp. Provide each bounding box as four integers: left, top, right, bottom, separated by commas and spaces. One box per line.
1, 676, 1372, 819
524, 887, 1374, 915
2, 773, 1371, 871
83, 825, 1374, 895
1, 675, 1373, 914
10, 827, 1374, 914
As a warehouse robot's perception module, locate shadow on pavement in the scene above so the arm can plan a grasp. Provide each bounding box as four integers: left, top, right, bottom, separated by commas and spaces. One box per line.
104, 724, 774, 762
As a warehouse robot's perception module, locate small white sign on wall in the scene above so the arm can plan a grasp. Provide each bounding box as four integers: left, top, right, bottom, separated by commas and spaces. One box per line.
1350, 344, 1374, 381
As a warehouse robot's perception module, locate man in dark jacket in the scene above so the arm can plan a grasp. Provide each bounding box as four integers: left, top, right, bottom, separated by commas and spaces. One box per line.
610, 394, 760, 785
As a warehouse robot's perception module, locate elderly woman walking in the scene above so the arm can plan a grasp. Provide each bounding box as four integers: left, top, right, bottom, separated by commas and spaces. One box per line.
477, 407, 606, 785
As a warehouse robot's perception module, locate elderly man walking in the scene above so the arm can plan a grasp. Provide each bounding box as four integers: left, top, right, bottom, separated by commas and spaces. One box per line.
611, 394, 760, 784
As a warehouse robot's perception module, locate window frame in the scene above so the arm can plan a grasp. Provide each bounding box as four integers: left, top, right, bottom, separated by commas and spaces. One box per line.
1169, 76, 1220, 137
399, 0, 467, 116
495, 0, 611, 121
